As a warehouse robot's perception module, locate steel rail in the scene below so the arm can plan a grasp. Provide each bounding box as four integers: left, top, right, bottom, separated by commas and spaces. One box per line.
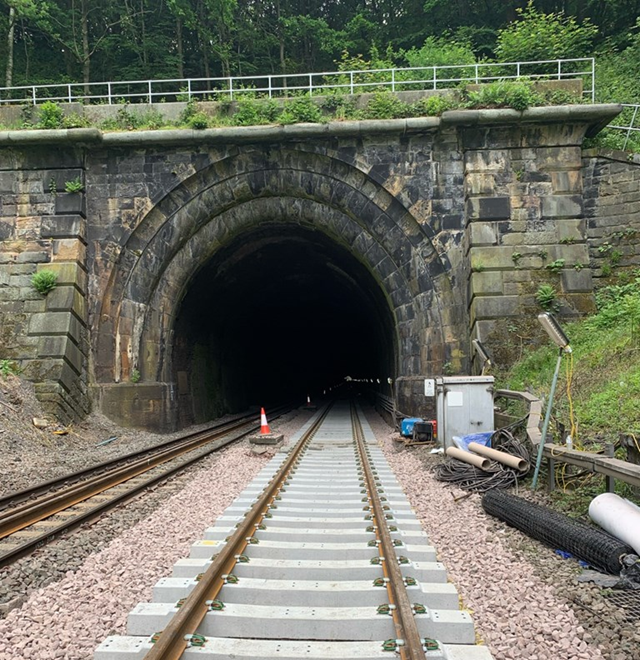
351, 404, 427, 660
144, 403, 332, 660
0, 407, 292, 569
0, 405, 289, 510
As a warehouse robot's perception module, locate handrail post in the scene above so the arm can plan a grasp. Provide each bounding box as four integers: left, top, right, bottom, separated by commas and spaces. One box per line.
187, 79, 192, 101
391, 69, 395, 92
229, 77, 233, 100
309, 73, 313, 96
68, 84, 72, 103
516, 61, 520, 78
623, 105, 639, 151
591, 58, 595, 102
475, 63, 479, 84
108, 82, 112, 105
432, 67, 436, 90
148, 80, 152, 104
268, 75, 272, 98
557, 59, 561, 79
32, 86, 36, 105
350, 71, 354, 95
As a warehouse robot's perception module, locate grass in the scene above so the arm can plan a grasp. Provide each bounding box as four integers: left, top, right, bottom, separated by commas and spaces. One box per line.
499, 269, 640, 445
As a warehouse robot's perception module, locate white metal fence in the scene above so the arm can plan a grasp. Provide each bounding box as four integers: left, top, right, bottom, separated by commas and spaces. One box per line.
608, 104, 640, 149
0, 57, 595, 106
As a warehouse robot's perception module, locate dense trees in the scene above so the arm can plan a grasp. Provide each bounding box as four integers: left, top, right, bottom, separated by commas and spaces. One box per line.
0, 0, 639, 102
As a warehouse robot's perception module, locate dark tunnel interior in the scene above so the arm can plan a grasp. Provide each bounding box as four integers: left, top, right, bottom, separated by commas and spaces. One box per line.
171, 223, 397, 426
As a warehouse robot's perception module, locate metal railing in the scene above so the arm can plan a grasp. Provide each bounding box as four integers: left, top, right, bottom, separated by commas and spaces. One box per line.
608, 103, 640, 149
0, 57, 595, 106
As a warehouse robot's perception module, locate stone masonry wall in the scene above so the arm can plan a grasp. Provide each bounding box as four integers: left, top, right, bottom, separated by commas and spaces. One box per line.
583, 149, 640, 279
0, 146, 89, 423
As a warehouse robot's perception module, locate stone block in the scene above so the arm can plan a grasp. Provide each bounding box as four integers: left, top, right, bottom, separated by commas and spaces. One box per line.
41, 215, 86, 241
249, 433, 284, 445
551, 170, 582, 193
561, 269, 593, 293
541, 195, 583, 218
45, 285, 86, 319
52, 238, 86, 264
0, 172, 16, 193
470, 246, 523, 270
470, 295, 521, 323
476, 197, 511, 220
37, 336, 84, 374
36, 262, 87, 293
557, 219, 585, 242
54, 193, 85, 217
28, 311, 83, 342
16, 251, 50, 264
470, 271, 503, 296
465, 173, 496, 196
468, 222, 498, 246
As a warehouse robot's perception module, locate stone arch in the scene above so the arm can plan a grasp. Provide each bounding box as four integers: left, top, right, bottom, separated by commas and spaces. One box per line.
93, 145, 457, 425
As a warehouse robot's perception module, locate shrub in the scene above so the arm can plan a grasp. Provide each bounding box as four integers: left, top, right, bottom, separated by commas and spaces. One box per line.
37, 101, 64, 129
180, 98, 199, 124
464, 79, 543, 111
232, 98, 281, 126
362, 90, 409, 120
414, 94, 456, 117
189, 111, 209, 130
31, 269, 58, 295
62, 112, 90, 128
280, 96, 323, 124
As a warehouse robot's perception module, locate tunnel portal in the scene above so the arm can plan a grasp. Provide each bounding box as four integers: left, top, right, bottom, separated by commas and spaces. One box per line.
171, 224, 396, 426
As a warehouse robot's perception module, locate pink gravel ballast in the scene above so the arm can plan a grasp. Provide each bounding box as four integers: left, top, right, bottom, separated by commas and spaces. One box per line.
372, 424, 605, 660
0, 443, 271, 660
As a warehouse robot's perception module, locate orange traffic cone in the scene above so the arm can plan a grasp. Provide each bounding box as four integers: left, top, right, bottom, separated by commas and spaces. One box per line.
260, 407, 271, 435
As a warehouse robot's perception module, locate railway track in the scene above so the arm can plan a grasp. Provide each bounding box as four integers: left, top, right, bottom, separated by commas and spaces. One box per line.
0, 405, 292, 568
95, 401, 495, 660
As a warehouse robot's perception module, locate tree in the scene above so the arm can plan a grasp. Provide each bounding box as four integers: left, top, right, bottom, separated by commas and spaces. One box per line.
2, 0, 47, 87
495, 1, 598, 62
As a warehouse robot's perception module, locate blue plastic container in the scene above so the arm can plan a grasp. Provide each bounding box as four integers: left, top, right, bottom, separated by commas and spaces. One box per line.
401, 418, 423, 437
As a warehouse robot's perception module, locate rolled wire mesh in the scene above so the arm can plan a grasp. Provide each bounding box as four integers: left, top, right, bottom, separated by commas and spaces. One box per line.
482, 489, 634, 574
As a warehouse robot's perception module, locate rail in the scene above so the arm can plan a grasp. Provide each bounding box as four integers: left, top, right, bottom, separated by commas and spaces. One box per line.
0, 57, 595, 106
608, 103, 640, 149
494, 389, 640, 490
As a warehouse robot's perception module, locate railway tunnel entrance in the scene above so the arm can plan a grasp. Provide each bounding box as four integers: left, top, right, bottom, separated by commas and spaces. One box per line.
171, 224, 396, 427
93, 146, 456, 431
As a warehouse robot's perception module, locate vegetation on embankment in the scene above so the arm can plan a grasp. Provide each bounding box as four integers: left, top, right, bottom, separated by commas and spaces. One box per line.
498, 269, 640, 445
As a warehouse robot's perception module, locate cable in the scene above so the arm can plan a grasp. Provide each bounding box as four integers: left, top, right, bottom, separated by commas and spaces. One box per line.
433, 428, 531, 493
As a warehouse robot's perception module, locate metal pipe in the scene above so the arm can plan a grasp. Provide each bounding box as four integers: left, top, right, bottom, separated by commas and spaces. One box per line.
531, 348, 564, 489
468, 442, 528, 472
446, 446, 490, 470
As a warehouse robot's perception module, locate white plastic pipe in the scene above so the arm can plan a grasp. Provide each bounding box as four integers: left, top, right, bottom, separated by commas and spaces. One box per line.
468, 442, 529, 472
589, 492, 640, 555
445, 446, 490, 470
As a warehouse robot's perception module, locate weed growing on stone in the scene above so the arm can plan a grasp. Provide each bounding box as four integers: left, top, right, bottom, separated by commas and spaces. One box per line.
64, 177, 84, 193
31, 269, 58, 295
0, 359, 20, 378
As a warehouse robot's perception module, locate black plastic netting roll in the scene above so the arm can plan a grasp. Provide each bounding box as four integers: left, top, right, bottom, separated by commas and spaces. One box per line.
482, 489, 634, 574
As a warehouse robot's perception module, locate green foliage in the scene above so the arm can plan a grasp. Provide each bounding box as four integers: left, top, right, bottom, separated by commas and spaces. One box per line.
502, 271, 640, 437
362, 90, 409, 120
535, 284, 559, 311
64, 177, 84, 193
31, 269, 58, 295
37, 101, 64, 129
280, 96, 323, 124
463, 79, 543, 112
402, 36, 476, 68
546, 258, 565, 273
232, 98, 281, 126
130, 369, 141, 383
495, 1, 597, 62
413, 94, 455, 117
188, 112, 209, 129
0, 360, 21, 378
62, 113, 91, 129
180, 98, 199, 124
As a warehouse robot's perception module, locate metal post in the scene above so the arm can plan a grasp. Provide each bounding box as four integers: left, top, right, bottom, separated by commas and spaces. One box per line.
432, 67, 436, 90
605, 443, 615, 492
32, 86, 36, 105
148, 80, 152, 103
391, 69, 395, 92
475, 63, 479, 85
309, 73, 313, 96
108, 82, 112, 105
187, 79, 192, 101
68, 84, 72, 103
229, 77, 233, 100
547, 456, 556, 491
623, 106, 638, 151
268, 76, 272, 98
532, 348, 564, 490
350, 71, 354, 95
516, 62, 520, 78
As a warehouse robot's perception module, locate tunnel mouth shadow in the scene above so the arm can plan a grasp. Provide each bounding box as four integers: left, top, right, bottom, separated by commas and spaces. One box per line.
171, 223, 397, 427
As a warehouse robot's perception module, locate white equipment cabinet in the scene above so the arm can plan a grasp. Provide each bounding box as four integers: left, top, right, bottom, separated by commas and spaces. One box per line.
435, 376, 495, 449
